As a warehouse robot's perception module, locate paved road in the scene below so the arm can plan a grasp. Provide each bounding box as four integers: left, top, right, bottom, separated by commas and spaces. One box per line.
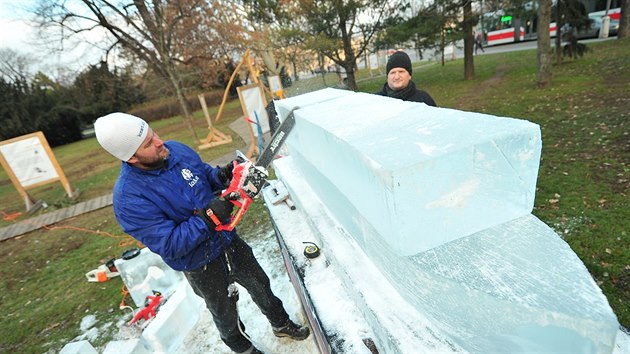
447, 35, 618, 59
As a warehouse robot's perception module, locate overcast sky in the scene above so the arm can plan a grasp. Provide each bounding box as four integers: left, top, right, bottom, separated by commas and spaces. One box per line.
0, 0, 106, 80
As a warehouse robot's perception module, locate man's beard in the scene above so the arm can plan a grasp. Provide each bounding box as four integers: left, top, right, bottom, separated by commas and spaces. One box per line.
141, 157, 167, 170
135, 148, 169, 170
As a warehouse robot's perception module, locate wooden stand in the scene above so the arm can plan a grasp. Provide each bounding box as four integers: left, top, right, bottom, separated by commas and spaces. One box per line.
0, 131, 79, 212
197, 49, 283, 157
197, 93, 232, 149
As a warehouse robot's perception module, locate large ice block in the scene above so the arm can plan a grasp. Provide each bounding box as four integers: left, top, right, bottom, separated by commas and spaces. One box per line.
275, 89, 541, 255
271, 156, 620, 353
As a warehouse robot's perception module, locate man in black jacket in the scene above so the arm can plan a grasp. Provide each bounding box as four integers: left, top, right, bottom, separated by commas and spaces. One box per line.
375, 51, 437, 107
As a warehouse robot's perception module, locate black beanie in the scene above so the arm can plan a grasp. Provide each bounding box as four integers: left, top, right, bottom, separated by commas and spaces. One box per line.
386, 51, 412, 75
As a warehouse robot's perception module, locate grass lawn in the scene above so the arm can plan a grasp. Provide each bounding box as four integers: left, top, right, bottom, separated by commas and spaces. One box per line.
1, 38, 629, 353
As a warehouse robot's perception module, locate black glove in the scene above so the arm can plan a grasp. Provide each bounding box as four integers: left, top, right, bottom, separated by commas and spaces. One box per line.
217, 162, 234, 189
198, 198, 234, 229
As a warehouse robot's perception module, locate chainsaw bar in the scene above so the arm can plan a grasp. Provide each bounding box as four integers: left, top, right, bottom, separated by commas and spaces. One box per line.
254, 107, 297, 169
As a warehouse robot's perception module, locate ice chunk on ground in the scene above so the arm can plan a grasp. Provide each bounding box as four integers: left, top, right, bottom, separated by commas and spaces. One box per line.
60, 340, 98, 354
139, 280, 205, 352
114, 247, 185, 307
277, 89, 541, 255
103, 339, 150, 354
80, 315, 97, 331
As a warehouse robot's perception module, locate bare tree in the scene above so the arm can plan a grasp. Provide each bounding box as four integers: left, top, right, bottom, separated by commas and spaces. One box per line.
537, 0, 552, 88
295, 0, 405, 91
0, 49, 35, 83
35, 0, 240, 143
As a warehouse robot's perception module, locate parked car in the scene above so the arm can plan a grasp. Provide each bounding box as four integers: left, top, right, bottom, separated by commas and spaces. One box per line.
562, 15, 619, 39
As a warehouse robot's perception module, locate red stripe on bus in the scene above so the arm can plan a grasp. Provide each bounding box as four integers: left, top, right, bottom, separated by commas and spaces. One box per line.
488, 31, 514, 41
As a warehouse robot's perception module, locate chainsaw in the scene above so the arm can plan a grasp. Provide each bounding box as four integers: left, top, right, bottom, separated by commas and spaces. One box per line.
210, 107, 297, 232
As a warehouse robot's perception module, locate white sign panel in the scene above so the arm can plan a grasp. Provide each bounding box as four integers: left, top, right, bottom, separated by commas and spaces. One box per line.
238, 85, 270, 137
0, 136, 59, 187
268, 75, 282, 92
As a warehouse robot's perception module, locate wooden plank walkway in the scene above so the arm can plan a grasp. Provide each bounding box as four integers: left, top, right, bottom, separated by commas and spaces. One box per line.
0, 194, 113, 242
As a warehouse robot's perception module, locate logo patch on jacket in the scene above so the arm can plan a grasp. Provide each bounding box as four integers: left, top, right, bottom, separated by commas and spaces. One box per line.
181, 168, 199, 187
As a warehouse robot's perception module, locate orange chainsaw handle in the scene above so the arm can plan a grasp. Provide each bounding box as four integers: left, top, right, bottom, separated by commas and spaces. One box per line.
215, 195, 253, 231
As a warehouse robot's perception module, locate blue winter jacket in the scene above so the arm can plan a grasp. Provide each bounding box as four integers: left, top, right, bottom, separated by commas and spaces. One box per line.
113, 141, 235, 271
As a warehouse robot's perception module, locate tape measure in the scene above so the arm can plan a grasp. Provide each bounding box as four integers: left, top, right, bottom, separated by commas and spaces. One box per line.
303, 242, 321, 259
122, 247, 141, 260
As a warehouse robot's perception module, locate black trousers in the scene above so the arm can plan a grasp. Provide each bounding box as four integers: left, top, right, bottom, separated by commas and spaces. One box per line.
184, 237, 289, 353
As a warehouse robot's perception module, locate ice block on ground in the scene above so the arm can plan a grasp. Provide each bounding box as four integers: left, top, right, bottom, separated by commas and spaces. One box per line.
114, 247, 185, 307
275, 89, 541, 255
140, 280, 205, 352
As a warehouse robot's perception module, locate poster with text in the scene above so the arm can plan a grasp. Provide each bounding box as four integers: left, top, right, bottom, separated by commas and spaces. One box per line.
0, 135, 59, 187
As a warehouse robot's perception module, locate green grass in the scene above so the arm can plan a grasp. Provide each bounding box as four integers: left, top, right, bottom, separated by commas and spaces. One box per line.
1, 39, 629, 353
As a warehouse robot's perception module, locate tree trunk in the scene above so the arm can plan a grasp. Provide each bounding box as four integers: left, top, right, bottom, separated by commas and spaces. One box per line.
341, 28, 358, 90
463, 0, 475, 80
292, 60, 299, 81
260, 49, 281, 75
619, 0, 630, 39
554, 2, 563, 65
537, 0, 553, 88
441, 31, 446, 66
165, 62, 199, 144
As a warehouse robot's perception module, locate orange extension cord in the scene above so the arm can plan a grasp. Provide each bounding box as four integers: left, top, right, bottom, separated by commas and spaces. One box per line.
2, 208, 143, 308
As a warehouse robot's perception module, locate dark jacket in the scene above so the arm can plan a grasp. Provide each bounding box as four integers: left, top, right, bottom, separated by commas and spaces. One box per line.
113, 141, 235, 271
375, 80, 437, 107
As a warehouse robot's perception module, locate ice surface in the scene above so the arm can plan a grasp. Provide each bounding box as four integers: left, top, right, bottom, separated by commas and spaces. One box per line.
263, 177, 462, 353
114, 247, 185, 307
275, 89, 541, 255
272, 156, 620, 353
103, 339, 150, 354
271, 88, 619, 352
274, 87, 354, 123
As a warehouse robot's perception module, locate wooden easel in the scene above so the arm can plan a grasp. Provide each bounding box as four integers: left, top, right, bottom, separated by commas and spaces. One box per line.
197, 93, 232, 149
236, 50, 277, 159
198, 49, 274, 151
0, 131, 79, 212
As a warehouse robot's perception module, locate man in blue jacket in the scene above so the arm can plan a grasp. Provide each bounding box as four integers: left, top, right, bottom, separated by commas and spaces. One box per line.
94, 112, 309, 354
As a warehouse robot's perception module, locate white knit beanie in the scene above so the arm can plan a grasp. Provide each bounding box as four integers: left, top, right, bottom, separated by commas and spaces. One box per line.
94, 113, 148, 161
